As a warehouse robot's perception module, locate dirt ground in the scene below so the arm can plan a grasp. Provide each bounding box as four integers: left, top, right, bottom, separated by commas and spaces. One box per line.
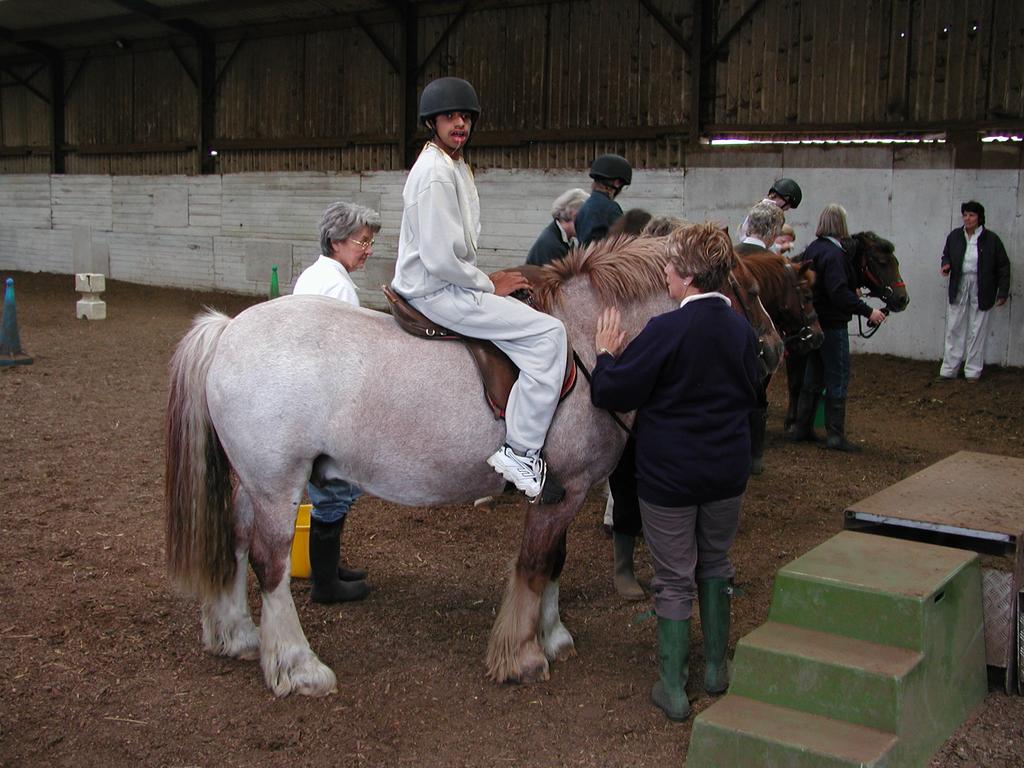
1, 270, 1023, 768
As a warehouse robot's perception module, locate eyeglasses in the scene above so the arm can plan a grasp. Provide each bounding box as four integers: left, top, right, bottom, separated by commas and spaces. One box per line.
349, 237, 375, 250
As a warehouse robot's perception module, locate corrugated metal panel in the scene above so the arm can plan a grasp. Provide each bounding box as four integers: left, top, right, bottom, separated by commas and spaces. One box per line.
1, 0, 1020, 176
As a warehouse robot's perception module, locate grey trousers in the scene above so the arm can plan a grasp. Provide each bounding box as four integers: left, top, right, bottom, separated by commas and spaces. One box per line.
639, 494, 743, 621
411, 284, 567, 452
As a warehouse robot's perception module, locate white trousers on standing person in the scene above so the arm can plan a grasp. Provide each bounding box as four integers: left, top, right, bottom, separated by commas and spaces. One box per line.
940, 273, 991, 380
411, 284, 568, 453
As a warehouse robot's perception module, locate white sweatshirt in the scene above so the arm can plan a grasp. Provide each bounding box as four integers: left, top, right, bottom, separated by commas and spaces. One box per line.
391, 142, 494, 299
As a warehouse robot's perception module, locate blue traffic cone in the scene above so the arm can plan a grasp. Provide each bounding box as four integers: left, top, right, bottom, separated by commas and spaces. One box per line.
1, 277, 33, 367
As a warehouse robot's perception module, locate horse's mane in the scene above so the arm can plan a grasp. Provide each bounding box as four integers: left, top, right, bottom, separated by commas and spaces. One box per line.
530, 235, 670, 313
740, 251, 798, 295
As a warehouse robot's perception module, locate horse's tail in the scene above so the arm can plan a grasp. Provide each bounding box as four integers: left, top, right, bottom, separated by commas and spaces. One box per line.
165, 308, 235, 599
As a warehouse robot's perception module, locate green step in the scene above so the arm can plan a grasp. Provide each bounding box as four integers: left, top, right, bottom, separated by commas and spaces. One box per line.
729, 621, 923, 732
686, 531, 988, 768
686, 694, 898, 768
769, 531, 979, 650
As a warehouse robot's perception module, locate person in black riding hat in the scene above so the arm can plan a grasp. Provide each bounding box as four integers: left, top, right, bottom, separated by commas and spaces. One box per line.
574, 154, 632, 245
738, 177, 802, 239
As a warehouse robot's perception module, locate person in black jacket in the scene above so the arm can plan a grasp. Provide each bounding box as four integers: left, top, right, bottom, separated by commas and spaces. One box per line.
575, 154, 632, 245
790, 204, 886, 451
525, 188, 589, 267
938, 200, 1011, 381
591, 222, 760, 723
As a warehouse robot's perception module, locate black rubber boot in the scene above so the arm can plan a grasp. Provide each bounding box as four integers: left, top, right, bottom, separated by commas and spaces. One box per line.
309, 519, 370, 604
825, 397, 861, 452
749, 409, 768, 475
336, 516, 367, 582
788, 389, 821, 443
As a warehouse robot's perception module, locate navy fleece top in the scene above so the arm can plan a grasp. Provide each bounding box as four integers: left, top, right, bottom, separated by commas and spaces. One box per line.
575, 190, 623, 245
591, 295, 761, 506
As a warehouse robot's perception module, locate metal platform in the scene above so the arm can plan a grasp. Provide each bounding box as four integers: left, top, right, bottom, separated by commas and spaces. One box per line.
844, 450, 1024, 693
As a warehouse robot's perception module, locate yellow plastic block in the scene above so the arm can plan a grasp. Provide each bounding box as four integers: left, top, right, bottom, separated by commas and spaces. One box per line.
290, 504, 311, 579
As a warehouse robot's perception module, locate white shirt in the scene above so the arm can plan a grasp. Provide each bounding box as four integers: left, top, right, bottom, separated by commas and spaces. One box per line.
392, 142, 491, 298
293, 255, 360, 307
679, 291, 732, 309
741, 236, 767, 248
963, 226, 983, 275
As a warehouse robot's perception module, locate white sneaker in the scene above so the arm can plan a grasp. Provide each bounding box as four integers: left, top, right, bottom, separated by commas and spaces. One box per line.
487, 445, 546, 498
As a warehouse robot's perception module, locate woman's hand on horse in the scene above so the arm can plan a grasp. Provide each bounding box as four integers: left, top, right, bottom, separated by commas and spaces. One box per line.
868, 308, 886, 326
491, 270, 531, 297
595, 307, 627, 357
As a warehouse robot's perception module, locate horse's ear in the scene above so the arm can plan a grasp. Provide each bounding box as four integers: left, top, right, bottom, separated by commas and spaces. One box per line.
799, 262, 816, 285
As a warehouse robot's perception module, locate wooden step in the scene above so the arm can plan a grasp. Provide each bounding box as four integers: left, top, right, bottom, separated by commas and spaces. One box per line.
685, 695, 897, 768
730, 622, 924, 732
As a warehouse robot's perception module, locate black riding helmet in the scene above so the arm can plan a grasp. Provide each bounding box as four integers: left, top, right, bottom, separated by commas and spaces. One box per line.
419, 77, 481, 125
769, 177, 802, 209
589, 154, 632, 186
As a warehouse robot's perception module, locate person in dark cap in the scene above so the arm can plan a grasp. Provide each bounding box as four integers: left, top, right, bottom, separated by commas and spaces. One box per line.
938, 200, 1011, 381
575, 154, 632, 245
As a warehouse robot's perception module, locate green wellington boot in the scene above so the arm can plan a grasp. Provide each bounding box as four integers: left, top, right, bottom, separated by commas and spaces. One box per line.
612, 533, 645, 600
698, 578, 732, 695
650, 617, 691, 722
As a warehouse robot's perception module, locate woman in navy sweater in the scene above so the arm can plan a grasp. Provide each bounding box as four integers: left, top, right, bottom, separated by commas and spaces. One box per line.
591, 223, 761, 722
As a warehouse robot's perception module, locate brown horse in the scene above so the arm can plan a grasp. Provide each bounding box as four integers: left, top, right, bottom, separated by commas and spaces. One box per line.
736, 249, 824, 473
721, 254, 785, 378
739, 251, 823, 356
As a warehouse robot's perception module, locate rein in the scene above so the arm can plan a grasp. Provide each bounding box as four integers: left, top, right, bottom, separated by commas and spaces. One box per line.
728, 271, 778, 363
572, 350, 634, 436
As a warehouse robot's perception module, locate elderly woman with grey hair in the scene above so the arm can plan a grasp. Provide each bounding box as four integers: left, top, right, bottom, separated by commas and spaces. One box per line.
591, 223, 761, 722
737, 201, 785, 254
292, 200, 382, 604
526, 188, 589, 266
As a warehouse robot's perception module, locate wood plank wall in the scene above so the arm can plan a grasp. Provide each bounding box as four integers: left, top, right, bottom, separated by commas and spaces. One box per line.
0, 0, 1021, 175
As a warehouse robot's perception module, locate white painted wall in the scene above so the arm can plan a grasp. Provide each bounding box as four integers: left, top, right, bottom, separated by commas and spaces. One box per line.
1, 146, 1021, 366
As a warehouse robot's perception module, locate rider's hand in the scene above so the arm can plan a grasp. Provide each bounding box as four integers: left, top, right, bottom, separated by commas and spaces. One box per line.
491, 270, 530, 297
867, 308, 886, 327
595, 307, 627, 357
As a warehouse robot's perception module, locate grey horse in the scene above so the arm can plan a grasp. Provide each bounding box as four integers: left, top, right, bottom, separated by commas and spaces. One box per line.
165, 232, 757, 697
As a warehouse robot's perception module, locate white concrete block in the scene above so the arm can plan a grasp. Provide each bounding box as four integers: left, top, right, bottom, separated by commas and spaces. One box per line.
76, 297, 106, 320
75, 273, 106, 292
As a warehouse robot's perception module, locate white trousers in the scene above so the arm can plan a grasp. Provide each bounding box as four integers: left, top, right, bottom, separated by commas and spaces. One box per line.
411, 285, 568, 453
940, 273, 991, 380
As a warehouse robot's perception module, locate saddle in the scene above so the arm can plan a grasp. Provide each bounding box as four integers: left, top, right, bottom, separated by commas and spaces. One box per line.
382, 269, 577, 420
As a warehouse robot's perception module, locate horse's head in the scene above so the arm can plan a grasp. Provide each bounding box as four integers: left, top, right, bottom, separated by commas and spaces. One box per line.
845, 232, 910, 313
787, 262, 824, 354
727, 259, 784, 377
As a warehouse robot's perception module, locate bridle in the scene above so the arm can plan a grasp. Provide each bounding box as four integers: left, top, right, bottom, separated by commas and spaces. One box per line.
728, 270, 778, 375
853, 239, 901, 339
778, 262, 819, 348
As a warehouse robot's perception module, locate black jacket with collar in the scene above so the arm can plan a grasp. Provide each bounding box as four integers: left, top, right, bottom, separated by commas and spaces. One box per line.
526, 219, 570, 267
941, 227, 1011, 310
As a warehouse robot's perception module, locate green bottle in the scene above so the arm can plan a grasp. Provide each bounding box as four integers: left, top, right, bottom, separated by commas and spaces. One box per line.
269, 264, 280, 299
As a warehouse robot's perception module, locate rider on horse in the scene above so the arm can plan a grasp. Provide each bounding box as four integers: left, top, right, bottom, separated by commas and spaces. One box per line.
390, 77, 568, 501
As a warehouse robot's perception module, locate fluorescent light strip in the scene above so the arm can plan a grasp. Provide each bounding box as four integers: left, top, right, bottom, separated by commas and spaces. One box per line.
710, 137, 946, 146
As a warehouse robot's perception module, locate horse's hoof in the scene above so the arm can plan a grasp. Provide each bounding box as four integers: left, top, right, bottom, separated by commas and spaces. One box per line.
515, 642, 550, 684
263, 649, 337, 698
202, 615, 260, 661
541, 625, 576, 663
